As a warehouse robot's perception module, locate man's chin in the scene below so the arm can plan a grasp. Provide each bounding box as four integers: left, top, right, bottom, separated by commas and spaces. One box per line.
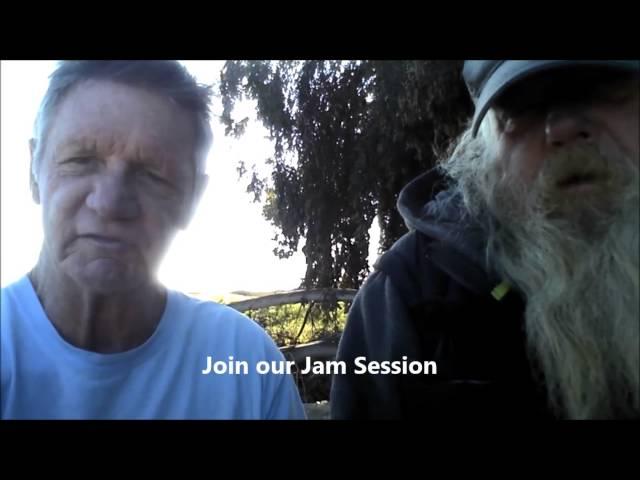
75, 259, 145, 295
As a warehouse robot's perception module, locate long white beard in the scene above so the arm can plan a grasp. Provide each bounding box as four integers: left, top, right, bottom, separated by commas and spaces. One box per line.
441, 129, 640, 419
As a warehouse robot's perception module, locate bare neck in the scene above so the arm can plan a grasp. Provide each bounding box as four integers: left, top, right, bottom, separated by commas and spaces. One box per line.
29, 259, 167, 354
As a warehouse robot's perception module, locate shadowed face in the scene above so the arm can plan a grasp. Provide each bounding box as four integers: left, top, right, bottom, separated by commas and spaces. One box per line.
490, 69, 639, 222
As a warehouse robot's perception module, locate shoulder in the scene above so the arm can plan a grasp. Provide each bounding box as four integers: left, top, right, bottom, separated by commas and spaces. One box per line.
1, 276, 32, 304
368, 230, 449, 308
171, 292, 267, 333
1, 276, 38, 329
350, 230, 428, 318
167, 292, 304, 419
167, 290, 282, 357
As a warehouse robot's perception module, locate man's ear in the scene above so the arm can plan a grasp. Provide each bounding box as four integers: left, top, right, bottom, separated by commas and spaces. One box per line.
179, 173, 209, 230
29, 139, 41, 204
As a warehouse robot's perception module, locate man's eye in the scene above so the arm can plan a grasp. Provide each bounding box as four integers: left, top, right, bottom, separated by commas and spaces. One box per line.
64, 156, 94, 165
509, 100, 546, 117
140, 169, 169, 185
497, 98, 548, 126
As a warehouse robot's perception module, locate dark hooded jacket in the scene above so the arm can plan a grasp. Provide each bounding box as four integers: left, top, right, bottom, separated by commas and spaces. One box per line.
330, 169, 554, 419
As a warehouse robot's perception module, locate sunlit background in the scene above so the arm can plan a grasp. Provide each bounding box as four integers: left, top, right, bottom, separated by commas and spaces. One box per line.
1, 60, 380, 298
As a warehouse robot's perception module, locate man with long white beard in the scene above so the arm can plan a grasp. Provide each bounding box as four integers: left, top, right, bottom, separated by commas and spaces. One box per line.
331, 60, 639, 420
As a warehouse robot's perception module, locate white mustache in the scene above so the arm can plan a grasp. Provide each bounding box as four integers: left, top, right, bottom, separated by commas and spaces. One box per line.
535, 144, 632, 194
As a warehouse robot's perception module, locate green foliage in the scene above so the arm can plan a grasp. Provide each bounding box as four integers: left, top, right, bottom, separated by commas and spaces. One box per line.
244, 302, 348, 347
220, 60, 473, 290
245, 301, 347, 402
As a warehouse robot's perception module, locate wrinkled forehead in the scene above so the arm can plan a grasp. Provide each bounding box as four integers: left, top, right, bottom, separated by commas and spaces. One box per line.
46, 80, 198, 163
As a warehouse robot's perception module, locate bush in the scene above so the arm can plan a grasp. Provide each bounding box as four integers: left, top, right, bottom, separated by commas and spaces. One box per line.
244, 301, 348, 347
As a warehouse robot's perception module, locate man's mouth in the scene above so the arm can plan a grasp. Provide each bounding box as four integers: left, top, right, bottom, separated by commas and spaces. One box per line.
556, 172, 610, 191
81, 234, 131, 249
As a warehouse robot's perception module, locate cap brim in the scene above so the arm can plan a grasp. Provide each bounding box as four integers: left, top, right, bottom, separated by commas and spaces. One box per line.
471, 60, 640, 137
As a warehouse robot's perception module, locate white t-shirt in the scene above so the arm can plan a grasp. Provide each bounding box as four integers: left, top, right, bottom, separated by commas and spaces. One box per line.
1, 276, 306, 420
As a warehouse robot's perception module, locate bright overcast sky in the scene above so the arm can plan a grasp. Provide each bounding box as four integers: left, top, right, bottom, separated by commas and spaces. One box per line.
1, 60, 380, 296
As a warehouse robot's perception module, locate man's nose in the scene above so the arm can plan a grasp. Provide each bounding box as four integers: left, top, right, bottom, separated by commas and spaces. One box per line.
86, 171, 140, 220
545, 108, 595, 149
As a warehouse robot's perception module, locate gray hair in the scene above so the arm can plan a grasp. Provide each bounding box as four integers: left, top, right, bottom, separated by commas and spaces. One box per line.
438, 115, 640, 419
31, 60, 213, 179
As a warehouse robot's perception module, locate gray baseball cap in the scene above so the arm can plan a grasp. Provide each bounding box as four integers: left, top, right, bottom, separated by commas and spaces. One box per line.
463, 60, 640, 137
